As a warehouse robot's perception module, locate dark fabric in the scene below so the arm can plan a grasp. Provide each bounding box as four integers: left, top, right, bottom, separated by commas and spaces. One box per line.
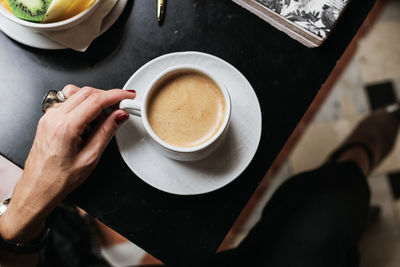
39, 204, 109, 267
37, 162, 370, 267
207, 161, 370, 267
328, 142, 374, 171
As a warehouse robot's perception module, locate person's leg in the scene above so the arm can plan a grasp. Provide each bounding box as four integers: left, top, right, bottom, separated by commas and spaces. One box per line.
208, 106, 400, 267
329, 106, 400, 176
209, 162, 369, 267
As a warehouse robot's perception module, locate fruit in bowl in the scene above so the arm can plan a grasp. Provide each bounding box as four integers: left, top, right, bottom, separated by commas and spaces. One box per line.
1, 0, 96, 23
0, 0, 101, 32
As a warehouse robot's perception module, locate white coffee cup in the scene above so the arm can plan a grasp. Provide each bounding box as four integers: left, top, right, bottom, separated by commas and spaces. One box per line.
119, 65, 232, 161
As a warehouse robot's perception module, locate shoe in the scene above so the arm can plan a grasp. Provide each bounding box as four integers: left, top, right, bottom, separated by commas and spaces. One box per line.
327, 105, 400, 173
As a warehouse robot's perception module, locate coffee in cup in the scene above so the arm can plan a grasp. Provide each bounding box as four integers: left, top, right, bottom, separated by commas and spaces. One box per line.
147, 71, 226, 148
119, 65, 231, 161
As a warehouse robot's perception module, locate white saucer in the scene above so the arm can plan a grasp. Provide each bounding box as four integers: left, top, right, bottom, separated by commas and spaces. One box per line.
0, 0, 127, 50
116, 52, 262, 195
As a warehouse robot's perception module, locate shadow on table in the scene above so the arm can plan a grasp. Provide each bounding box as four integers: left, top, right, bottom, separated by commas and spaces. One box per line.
175, 127, 241, 179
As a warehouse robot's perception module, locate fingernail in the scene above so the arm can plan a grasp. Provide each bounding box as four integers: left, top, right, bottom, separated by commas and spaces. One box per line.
127, 90, 136, 94
116, 113, 129, 124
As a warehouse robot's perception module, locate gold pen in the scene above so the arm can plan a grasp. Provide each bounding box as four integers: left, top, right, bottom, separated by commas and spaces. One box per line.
157, 0, 165, 22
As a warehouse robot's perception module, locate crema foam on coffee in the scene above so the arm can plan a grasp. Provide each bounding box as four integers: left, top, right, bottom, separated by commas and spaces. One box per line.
147, 71, 226, 148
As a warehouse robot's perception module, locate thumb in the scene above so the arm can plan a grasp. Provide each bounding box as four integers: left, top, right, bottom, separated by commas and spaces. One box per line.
80, 110, 129, 161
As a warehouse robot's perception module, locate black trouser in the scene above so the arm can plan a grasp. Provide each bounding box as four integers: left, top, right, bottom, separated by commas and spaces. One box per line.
208, 161, 370, 267
39, 162, 370, 267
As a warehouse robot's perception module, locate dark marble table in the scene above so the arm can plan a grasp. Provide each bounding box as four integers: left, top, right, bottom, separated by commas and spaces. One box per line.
0, 0, 375, 265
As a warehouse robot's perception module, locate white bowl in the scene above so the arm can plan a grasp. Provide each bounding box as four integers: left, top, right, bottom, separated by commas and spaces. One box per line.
0, 0, 101, 32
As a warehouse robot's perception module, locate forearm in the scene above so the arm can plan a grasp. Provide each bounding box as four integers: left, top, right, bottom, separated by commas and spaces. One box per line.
0, 173, 56, 266
0, 200, 46, 243
0, 172, 54, 241
0, 86, 134, 266
0, 203, 43, 267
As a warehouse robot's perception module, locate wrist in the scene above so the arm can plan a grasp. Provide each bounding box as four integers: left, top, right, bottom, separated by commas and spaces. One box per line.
0, 199, 50, 256
0, 201, 46, 243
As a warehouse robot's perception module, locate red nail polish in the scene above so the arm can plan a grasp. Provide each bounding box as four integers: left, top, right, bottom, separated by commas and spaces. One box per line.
127, 90, 136, 94
116, 113, 129, 124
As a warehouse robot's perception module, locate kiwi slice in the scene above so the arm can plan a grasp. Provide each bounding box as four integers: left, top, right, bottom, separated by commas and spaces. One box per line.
6, 0, 52, 22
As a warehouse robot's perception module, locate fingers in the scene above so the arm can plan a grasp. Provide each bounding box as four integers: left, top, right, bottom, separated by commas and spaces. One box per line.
44, 102, 61, 112
68, 89, 135, 134
62, 84, 81, 98
58, 86, 100, 114
79, 109, 129, 165
44, 84, 83, 113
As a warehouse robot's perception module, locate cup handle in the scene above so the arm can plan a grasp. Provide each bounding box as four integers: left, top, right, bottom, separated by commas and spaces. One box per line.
120, 99, 142, 117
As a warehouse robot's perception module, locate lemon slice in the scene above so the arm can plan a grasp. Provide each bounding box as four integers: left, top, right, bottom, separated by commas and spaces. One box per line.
42, 0, 96, 23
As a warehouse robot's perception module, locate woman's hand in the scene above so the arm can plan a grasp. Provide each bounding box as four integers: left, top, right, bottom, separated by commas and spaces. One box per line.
0, 85, 135, 243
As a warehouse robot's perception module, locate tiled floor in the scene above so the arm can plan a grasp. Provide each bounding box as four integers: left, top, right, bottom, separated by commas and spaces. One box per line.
287, 2, 400, 266
290, 1, 400, 175
358, 175, 400, 267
